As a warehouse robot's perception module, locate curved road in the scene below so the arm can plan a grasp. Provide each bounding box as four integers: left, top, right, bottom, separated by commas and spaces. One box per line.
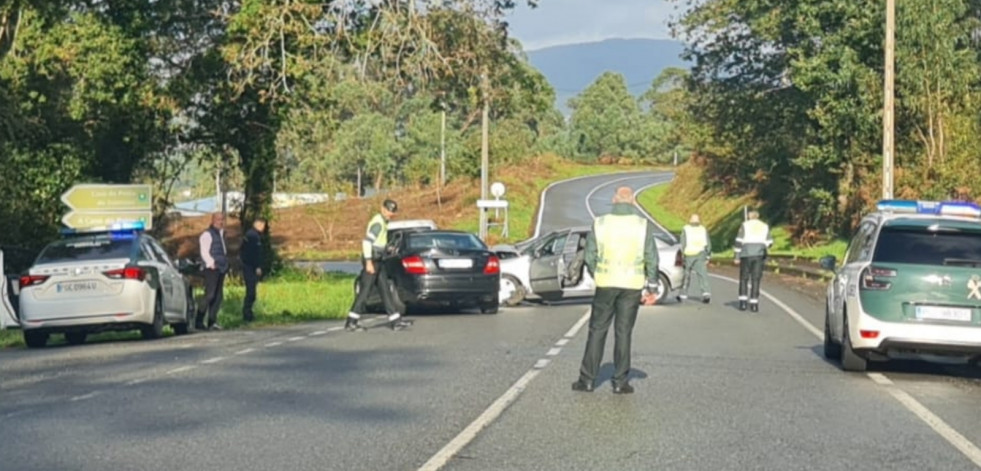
1, 172, 981, 471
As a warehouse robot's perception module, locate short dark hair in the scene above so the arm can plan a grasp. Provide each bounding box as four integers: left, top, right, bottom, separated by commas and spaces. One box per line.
383, 199, 398, 212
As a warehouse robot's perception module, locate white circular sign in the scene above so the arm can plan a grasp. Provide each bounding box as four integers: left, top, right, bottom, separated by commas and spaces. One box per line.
491, 182, 506, 198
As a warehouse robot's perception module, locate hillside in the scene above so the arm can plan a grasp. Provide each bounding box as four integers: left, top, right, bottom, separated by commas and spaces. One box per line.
525, 38, 690, 114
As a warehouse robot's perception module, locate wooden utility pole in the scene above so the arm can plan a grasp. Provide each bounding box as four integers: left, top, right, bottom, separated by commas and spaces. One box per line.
882, 0, 895, 199
479, 72, 490, 240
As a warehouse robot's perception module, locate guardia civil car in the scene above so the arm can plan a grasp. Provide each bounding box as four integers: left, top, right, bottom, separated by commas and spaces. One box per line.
820, 199, 981, 371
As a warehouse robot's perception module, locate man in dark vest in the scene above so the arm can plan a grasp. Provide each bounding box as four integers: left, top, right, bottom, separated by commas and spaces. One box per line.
197, 212, 228, 330
240, 218, 266, 323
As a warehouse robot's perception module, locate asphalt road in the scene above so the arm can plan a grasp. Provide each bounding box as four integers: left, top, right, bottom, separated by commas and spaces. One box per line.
3, 172, 981, 471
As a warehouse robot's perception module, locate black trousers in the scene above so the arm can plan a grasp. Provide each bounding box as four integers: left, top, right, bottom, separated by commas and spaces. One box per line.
578, 286, 642, 387
243, 265, 258, 321
349, 260, 400, 317
738, 256, 765, 301
198, 269, 225, 326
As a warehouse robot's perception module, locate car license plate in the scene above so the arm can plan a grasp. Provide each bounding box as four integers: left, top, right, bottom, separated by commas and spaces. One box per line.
915, 305, 973, 322
438, 258, 473, 269
56, 281, 98, 293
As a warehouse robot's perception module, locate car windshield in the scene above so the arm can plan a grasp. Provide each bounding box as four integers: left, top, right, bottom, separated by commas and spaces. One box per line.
408, 233, 486, 251
873, 226, 981, 266
36, 236, 135, 264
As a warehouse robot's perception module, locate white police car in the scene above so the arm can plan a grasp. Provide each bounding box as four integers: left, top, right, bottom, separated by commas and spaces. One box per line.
820, 199, 981, 371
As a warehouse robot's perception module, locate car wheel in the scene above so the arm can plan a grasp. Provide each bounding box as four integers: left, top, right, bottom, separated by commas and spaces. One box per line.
841, 314, 867, 372
654, 273, 670, 305
141, 294, 165, 340
480, 301, 499, 314
500, 275, 526, 307
173, 287, 194, 335
65, 332, 87, 346
23, 331, 48, 349
823, 307, 842, 360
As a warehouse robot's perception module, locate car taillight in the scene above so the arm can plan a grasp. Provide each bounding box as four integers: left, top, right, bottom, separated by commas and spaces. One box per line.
484, 255, 500, 274
19, 275, 49, 287
103, 267, 146, 281
860, 266, 896, 291
674, 250, 683, 267
402, 256, 428, 275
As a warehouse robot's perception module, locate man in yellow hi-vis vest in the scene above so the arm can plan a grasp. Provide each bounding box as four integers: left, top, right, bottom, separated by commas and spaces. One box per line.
572, 187, 659, 395
734, 210, 773, 312
345, 199, 413, 331
678, 214, 712, 303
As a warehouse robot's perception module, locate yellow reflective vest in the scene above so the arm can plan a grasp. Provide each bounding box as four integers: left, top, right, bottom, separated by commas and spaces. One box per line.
593, 214, 647, 289
682, 224, 709, 256
362, 213, 388, 259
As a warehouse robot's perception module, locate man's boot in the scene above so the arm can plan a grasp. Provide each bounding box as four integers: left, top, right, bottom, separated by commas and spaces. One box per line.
344, 316, 365, 332
738, 300, 748, 311
702, 293, 711, 304
750, 301, 759, 313
390, 318, 413, 331
194, 311, 206, 330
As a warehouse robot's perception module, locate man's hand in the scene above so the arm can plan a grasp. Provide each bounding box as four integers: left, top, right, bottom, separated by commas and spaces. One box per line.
641, 291, 658, 306
734, 258, 740, 266
256, 267, 263, 277
366, 259, 376, 274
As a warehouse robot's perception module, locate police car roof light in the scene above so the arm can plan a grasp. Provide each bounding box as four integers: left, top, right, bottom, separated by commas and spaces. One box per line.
876, 199, 981, 217
59, 221, 146, 237
875, 199, 919, 213
938, 201, 981, 217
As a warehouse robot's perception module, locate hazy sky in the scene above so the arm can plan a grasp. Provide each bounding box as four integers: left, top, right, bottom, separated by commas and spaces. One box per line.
506, 0, 679, 51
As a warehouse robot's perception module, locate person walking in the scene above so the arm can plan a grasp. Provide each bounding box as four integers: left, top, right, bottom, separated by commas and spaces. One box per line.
240, 218, 266, 323
345, 199, 413, 332
677, 214, 712, 304
734, 210, 773, 312
572, 187, 659, 394
197, 212, 228, 330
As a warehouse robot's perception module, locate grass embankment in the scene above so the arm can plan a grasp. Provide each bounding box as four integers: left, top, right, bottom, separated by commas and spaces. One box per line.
638, 162, 848, 261
0, 269, 356, 349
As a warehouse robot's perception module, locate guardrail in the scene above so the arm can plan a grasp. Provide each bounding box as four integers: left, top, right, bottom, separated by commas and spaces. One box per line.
711, 256, 832, 282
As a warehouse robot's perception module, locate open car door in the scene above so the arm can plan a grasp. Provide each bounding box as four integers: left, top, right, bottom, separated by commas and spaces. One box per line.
529, 231, 569, 301
0, 249, 20, 329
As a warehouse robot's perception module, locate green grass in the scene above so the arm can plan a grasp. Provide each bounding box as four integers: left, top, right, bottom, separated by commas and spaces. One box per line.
637, 183, 686, 234
0, 268, 356, 350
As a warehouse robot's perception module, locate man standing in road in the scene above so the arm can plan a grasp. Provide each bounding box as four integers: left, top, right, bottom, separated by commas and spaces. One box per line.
345, 199, 413, 332
572, 186, 659, 394
197, 212, 228, 330
240, 218, 266, 323
677, 214, 712, 304
734, 210, 773, 312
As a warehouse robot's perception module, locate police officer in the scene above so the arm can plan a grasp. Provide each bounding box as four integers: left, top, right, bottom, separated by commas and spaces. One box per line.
572, 187, 659, 394
345, 199, 413, 331
240, 218, 266, 323
197, 212, 228, 330
734, 210, 773, 312
678, 214, 711, 304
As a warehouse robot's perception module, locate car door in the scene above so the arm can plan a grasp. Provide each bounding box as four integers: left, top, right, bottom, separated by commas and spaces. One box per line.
137, 237, 175, 313
148, 237, 187, 317
0, 249, 19, 329
830, 221, 877, 339
530, 231, 569, 299
560, 231, 594, 297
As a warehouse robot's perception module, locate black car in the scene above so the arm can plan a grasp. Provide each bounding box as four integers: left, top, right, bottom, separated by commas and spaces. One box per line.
354, 230, 501, 314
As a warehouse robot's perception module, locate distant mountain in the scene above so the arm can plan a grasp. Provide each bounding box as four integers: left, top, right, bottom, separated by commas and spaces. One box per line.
524, 38, 690, 115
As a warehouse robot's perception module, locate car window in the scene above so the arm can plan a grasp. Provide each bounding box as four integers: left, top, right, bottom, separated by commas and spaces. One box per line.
139, 239, 158, 262
36, 236, 135, 264
148, 238, 175, 267
407, 233, 486, 250
845, 222, 875, 264
873, 225, 981, 266
541, 234, 568, 256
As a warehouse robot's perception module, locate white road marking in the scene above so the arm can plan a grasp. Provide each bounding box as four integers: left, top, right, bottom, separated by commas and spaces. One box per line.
235, 348, 256, 355
70, 392, 99, 401
265, 341, 283, 347
584, 174, 663, 219
166, 365, 197, 375
546, 348, 561, 356
710, 273, 981, 467
200, 357, 226, 364
126, 378, 150, 385
418, 309, 591, 471
309, 330, 328, 336
287, 336, 305, 342
555, 338, 569, 347
533, 171, 653, 238
327, 326, 344, 332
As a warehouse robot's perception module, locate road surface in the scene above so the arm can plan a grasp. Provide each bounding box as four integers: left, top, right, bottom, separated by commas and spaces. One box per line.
2, 172, 981, 471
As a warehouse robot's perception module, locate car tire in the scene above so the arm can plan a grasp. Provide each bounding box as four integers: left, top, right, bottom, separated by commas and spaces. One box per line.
841, 315, 868, 372
23, 331, 48, 349
823, 308, 842, 360
65, 332, 87, 346
480, 301, 499, 314
500, 275, 526, 307
173, 287, 195, 336
655, 273, 670, 305
141, 294, 165, 340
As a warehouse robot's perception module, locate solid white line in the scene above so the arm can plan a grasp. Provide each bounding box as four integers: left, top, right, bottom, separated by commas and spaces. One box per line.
200, 357, 226, 364
564, 310, 591, 338
327, 326, 344, 332
235, 348, 256, 355
265, 341, 283, 347
709, 273, 981, 466
310, 330, 328, 336
546, 347, 561, 356
632, 180, 677, 243
533, 171, 653, 239
166, 365, 197, 375
418, 309, 592, 471
584, 174, 661, 219
287, 336, 305, 342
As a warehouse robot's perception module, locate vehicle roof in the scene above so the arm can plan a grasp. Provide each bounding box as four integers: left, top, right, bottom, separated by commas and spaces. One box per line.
389, 219, 438, 229
877, 215, 981, 231
405, 229, 475, 236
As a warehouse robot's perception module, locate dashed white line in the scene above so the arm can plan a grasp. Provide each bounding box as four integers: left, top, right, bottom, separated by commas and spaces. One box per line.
327, 326, 344, 332
534, 359, 550, 369
126, 378, 150, 385
166, 365, 197, 375
70, 392, 99, 401
546, 348, 561, 356
235, 348, 256, 355
265, 341, 283, 347
555, 338, 570, 347
309, 330, 328, 336
287, 336, 305, 342
200, 357, 226, 364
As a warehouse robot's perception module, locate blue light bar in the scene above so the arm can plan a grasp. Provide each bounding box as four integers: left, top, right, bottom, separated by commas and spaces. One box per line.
877, 199, 981, 217
60, 221, 146, 237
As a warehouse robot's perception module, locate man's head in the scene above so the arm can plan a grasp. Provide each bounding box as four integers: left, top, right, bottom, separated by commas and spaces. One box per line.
210, 212, 225, 229
689, 214, 701, 225
253, 218, 267, 232
382, 199, 398, 219
747, 210, 760, 220
612, 186, 634, 204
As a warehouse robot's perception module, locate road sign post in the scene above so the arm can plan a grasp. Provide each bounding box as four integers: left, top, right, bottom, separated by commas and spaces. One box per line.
61, 184, 153, 230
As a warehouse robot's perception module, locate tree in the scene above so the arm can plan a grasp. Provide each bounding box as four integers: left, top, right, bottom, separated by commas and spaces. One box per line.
568, 72, 642, 160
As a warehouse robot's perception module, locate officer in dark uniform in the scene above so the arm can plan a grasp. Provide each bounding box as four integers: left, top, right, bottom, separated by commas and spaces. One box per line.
240, 218, 266, 323
734, 210, 773, 312
345, 199, 413, 331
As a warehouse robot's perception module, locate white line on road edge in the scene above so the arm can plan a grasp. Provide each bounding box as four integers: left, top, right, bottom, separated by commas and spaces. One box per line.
418, 309, 592, 471
287, 336, 305, 342
200, 357, 226, 364
585, 174, 662, 219
235, 348, 256, 355
70, 392, 99, 401
166, 365, 197, 375
533, 171, 655, 239
309, 330, 328, 336
710, 273, 981, 467
265, 341, 283, 347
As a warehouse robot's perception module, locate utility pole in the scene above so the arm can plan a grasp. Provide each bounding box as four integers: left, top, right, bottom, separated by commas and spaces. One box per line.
479, 72, 490, 241
440, 105, 447, 187
882, 0, 895, 199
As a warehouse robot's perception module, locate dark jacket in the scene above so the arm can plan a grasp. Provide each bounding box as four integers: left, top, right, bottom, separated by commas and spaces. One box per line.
241, 227, 262, 268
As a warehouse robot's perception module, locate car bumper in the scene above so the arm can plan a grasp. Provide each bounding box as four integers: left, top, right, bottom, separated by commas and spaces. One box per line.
19, 287, 153, 331
851, 312, 981, 356
400, 274, 500, 304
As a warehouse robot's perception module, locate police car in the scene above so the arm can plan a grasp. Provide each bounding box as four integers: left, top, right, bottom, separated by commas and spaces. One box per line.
820, 199, 981, 371
15, 222, 196, 348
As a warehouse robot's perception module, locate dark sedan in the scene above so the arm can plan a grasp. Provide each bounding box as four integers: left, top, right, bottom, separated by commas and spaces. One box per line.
354, 230, 501, 314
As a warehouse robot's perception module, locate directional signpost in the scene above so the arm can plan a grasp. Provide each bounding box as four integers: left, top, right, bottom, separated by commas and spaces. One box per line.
61, 184, 153, 230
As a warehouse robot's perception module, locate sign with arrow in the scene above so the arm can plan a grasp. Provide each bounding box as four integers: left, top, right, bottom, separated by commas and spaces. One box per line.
61, 184, 153, 230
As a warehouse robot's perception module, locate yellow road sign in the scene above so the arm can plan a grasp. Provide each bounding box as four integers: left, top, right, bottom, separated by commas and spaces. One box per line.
61, 184, 152, 211
61, 211, 153, 230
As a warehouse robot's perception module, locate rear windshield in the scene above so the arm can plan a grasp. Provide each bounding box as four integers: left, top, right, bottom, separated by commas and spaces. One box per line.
407, 233, 486, 251
873, 226, 981, 266
36, 237, 135, 264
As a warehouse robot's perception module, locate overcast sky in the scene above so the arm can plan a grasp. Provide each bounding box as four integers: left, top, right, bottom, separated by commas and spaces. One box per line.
506, 0, 679, 51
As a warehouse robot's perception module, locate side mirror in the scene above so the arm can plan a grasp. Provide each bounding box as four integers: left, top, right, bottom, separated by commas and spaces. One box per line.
818, 255, 837, 271
177, 258, 202, 275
